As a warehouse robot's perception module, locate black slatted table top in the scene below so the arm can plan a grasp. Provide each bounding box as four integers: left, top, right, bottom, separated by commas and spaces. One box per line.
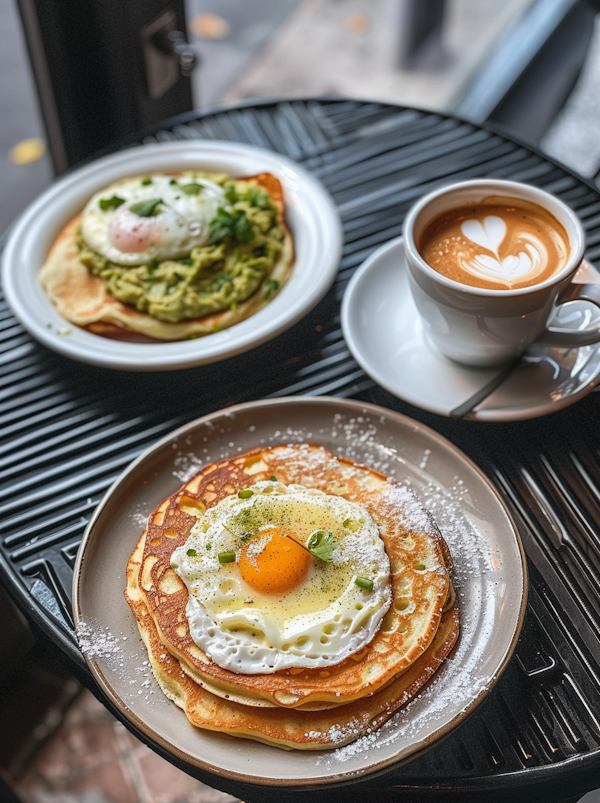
1, 99, 600, 801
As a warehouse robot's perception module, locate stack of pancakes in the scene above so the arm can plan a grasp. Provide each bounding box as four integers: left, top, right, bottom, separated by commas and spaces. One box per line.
125, 444, 459, 750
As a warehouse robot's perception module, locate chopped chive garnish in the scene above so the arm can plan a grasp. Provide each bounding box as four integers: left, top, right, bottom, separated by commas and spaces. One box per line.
206, 543, 212, 550
186, 548, 197, 557
240, 532, 253, 543
141, 178, 152, 186
343, 518, 359, 532
229, 300, 237, 311
238, 489, 254, 499
218, 551, 236, 564
355, 577, 373, 591
130, 197, 162, 217
99, 194, 125, 211
269, 475, 277, 482
169, 178, 178, 185
179, 257, 193, 265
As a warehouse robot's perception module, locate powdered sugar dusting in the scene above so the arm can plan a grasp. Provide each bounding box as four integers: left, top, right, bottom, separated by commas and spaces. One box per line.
77, 618, 168, 708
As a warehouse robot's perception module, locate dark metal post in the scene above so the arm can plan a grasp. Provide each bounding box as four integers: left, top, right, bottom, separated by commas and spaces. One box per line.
15, 0, 197, 173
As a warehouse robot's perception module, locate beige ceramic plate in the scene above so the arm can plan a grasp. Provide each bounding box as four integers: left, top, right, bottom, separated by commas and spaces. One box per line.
73, 397, 527, 790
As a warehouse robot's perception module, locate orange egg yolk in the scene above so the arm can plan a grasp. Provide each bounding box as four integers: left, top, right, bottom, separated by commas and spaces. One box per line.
238, 527, 311, 595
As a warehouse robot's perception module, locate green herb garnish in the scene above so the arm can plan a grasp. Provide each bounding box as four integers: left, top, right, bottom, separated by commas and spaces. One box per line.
141, 178, 152, 186
181, 182, 202, 196
246, 187, 270, 208
240, 532, 253, 543
179, 257, 193, 266
209, 208, 255, 244
146, 259, 159, 275
215, 273, 233, 288
169, 179, 178, 185
224, 184, 239, 204
263, 279, 279, 299
99, 195, 125, 211
218, 551, 236, 564
130, 197, 162, 217
269, 476, 277, 482
186, 548, 197, 557
306, 530, 336, 563
206, 543, 212, 550
355, 577, 373, 591
238, 489, 254, 499
342, 518, 359, 532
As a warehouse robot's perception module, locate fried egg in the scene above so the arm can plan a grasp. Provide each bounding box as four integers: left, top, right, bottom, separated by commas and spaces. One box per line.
80, 175, 226, 266
171, 481, 392, 675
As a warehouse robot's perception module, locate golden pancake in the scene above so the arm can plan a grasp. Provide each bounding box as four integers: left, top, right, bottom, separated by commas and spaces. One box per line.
136, 445, 452, 709
125, 530, 460, 750
40, 173, 294, 341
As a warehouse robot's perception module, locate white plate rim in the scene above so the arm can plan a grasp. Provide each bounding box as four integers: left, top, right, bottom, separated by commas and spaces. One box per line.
72, 396, 528, 789
1, 141, 342, 371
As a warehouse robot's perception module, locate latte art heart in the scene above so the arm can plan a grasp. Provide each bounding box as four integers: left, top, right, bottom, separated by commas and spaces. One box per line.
418, 198, 569, 291
459, 216, 548, 288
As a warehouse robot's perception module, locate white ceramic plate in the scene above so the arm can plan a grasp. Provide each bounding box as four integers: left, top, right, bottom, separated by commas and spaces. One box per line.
73, 397, 527, 790
2, 141, 342, 371
341, 237, 600, 421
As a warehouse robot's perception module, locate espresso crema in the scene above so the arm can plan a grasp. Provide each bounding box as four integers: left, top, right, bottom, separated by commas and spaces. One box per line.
417, 196, 570, 290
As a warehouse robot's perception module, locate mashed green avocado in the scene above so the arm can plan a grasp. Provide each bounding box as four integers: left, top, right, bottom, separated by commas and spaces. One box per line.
77, 177, 285, 323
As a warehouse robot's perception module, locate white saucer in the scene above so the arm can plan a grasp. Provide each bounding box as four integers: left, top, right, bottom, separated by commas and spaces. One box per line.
341, 237, 600, 422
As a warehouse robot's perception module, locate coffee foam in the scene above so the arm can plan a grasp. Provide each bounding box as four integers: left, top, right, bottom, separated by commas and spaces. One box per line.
418, 196, 569, 290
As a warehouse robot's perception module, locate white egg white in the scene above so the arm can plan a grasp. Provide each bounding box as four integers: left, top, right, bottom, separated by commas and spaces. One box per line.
171, 482, 392, 675
81, 175, 226, 266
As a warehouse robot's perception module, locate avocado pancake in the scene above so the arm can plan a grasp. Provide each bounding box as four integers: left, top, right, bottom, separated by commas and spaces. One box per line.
40, 172, 294, 341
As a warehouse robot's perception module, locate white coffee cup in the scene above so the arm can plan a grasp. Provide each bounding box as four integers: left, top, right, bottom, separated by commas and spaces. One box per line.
403, 179, 600, 367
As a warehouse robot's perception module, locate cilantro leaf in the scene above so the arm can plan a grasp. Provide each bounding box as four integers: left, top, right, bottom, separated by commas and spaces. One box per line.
246, 187, 270, 208
214, 273, 233, 289
263, 278, 279, 300
130, 198, 162, 217
208, 208, 255, 244
224, 184, 239, 204
99, 195, 125, 211
233, 210, 254, 242
181, 182, 203, 196
306, 530, 337, 563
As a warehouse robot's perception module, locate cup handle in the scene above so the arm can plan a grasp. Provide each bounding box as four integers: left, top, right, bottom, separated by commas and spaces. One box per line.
534, 282, 600, 347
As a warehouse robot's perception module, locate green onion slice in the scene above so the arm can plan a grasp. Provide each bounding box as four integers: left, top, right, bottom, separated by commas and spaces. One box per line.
355, 576, 373, 591
238, 489, 254, 499
218, 551, 236, 564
